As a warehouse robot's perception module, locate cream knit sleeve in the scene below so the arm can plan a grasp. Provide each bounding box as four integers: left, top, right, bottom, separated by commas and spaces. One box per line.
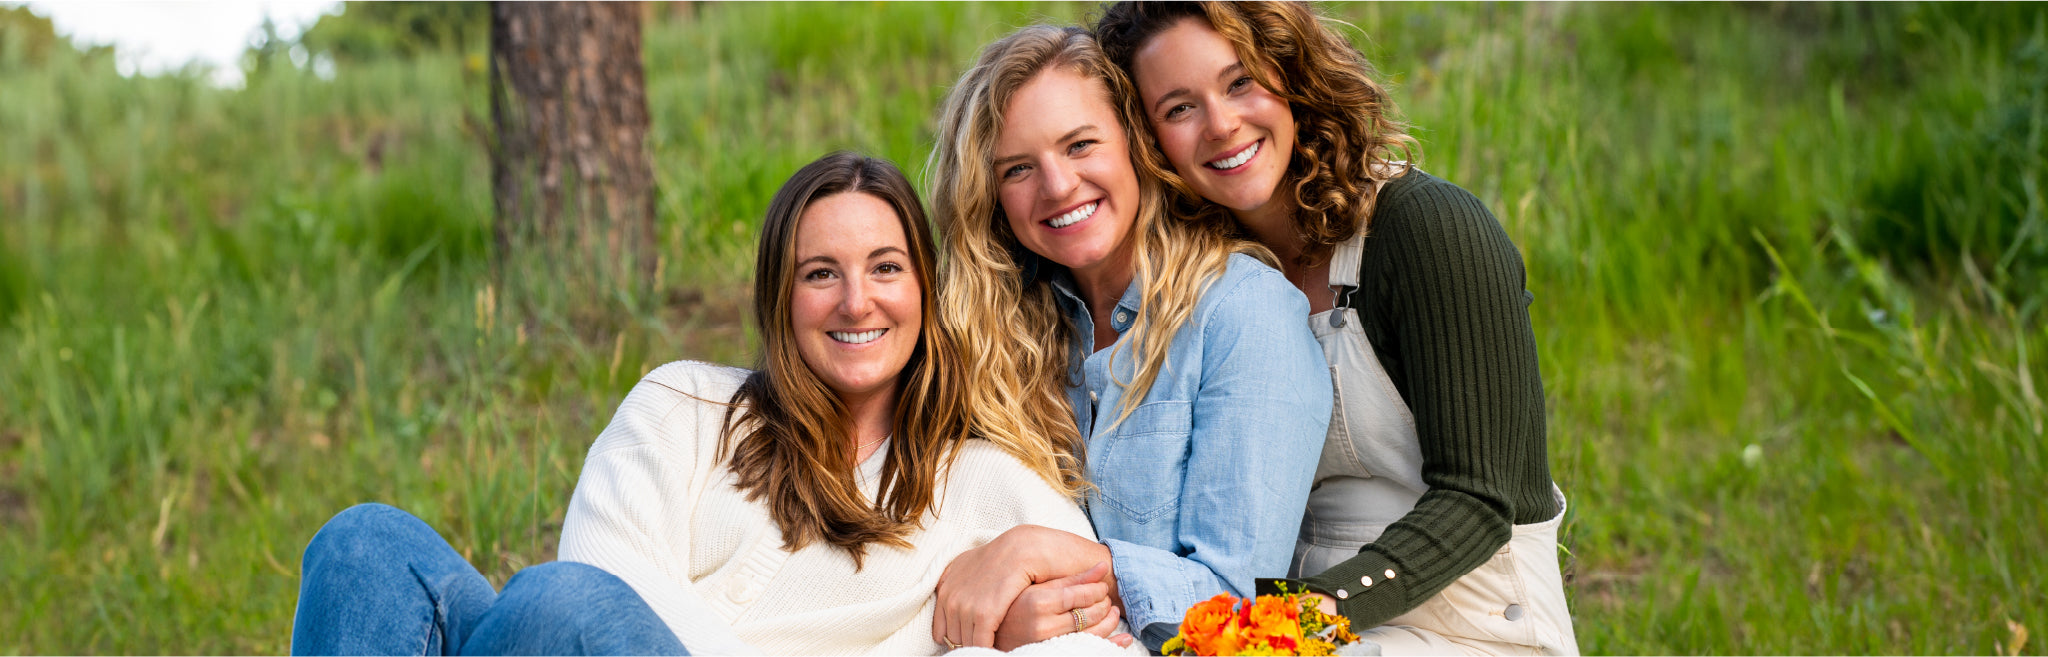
945, 440, 1099, 542
558, 362, 760, 655
943, 441, 1147, 655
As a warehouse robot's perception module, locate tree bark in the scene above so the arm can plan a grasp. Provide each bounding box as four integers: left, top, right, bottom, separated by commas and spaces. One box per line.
489, 1, 656, 291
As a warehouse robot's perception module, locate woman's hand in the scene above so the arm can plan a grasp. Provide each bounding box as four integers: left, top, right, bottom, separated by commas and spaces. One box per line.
934, 525, 1116, 649
993, 562, 1134, 650
1307, 591, 1338, 615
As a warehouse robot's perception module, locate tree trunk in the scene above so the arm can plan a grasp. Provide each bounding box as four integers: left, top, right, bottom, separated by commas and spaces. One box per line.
489, 1, 656, 292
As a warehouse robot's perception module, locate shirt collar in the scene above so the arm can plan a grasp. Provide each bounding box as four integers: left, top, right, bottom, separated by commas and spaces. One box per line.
1045, 268, 1144, 335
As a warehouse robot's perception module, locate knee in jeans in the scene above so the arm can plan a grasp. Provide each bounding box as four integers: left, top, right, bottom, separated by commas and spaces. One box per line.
497, 562, 636, 625
304, 503, 425, 569
513, 562, 631, 597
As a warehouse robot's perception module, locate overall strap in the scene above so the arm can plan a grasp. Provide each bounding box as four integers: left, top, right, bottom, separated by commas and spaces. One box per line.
1326, 167, 1408, 328
1326, 223, 1369, 328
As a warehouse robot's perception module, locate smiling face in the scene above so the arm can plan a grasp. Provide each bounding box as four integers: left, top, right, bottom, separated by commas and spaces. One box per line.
993, 67, 1143, 281
1132, 17, 1298, 220
789, 192, 922, 404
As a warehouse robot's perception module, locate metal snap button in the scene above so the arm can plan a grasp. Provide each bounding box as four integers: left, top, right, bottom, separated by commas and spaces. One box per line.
1384, 569, 1397, 580
1504, 604, 1524, 621
1360, 575, 1372, 587
1336, 589, 1349, 600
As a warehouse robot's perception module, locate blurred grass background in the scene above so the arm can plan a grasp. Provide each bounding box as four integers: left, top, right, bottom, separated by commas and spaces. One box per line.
2, 2, 2044, 653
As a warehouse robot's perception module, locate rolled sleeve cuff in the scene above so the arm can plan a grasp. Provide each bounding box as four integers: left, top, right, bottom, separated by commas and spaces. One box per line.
1299, 550, 1414, 630
1104, 538, 1199, 652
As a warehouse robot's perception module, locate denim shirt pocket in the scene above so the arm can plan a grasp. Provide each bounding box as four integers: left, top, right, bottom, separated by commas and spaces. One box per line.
1094, 400, 1192, 524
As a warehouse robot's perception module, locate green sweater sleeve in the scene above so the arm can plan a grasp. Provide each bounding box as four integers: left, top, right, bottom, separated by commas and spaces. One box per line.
1297, 170, 1559, 629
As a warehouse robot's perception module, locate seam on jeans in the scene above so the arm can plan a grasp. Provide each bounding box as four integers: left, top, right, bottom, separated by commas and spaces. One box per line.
410, 562, 441, 656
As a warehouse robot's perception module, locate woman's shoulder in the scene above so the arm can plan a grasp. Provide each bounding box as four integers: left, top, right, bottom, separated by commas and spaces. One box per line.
937, 440, 1073, 501
1357, 169, 1530, 315
941, 440, 1086, 520
1198, 252, 1311, 324
641, 360, 752, 400
946, 439, 1054, 487
1369, 168, 1510, 245
590, 360, 752, 453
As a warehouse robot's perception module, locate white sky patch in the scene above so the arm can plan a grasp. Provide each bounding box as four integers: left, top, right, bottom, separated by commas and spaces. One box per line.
14, 0, 341, 87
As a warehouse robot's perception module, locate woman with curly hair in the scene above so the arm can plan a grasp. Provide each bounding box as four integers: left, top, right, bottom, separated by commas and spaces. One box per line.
1095, 2, 1580, 655
925, 23, 1331, 653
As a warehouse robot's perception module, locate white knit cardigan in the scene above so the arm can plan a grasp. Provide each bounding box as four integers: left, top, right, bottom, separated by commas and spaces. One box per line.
559, 361, 1125, 655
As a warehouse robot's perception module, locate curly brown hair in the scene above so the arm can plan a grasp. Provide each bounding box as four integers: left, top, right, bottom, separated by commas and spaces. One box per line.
1096, 1, 1419, 267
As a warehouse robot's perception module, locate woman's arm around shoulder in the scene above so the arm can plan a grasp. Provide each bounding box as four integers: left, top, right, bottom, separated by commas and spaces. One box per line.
557, 360, 761, 655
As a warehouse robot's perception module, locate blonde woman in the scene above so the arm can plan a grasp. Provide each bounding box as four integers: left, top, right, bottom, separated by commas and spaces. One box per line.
927, 25, 1332, 653
1097, 2, 1579, 654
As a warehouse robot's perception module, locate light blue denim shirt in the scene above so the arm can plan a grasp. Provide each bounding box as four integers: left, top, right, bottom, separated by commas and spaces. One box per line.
1047, 252, 1331, 650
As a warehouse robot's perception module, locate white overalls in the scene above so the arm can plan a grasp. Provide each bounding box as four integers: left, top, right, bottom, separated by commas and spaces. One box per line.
1296, 221, 1581, 656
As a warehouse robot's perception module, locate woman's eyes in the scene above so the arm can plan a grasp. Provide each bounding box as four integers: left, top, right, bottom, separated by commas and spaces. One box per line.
1162, 76, 1258, 121
1001, 142, 1094, 178
802, 263, 904, 280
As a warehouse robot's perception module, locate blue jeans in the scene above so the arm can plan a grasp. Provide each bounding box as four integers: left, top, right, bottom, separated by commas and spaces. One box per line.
291, 503, 688, 656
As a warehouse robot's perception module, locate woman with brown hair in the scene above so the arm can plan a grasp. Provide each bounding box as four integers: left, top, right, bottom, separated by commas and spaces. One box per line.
294, 152, 1129, 655
556, 151, 1135, 654
1095, 2, 1580, 655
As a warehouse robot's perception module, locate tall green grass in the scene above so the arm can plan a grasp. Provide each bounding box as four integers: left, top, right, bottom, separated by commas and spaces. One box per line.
1, 3, 2042, 654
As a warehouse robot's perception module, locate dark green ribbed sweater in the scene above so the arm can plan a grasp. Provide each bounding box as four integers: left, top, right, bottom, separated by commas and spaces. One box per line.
1295, 169, 1559, 629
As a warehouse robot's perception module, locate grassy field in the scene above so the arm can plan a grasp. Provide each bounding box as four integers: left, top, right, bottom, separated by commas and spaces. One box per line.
2, 2, 2044, 654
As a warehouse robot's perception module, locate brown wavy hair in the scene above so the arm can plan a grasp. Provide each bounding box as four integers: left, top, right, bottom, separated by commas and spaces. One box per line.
719, 151, 965, 569
1095, 1, 1420, 267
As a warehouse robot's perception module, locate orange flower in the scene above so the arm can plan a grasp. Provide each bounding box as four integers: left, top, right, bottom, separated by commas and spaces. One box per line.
1180, 594, 1246, 656
1242, 594, 1303, 648
1166, 590, 1355, 655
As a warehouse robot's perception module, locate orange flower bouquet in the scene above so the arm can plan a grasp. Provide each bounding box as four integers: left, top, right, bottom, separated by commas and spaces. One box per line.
1160, 586, 1361, 656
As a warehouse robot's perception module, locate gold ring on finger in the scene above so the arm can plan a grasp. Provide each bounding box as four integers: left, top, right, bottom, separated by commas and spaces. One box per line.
1072, 608, 1088, 633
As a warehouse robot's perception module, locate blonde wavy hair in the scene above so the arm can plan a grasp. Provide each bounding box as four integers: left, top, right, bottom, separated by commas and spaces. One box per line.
1096, 1, 1421, 268
928, 25, 1272, 497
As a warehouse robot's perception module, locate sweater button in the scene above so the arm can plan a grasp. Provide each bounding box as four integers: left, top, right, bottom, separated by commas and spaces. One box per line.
1359, 575, 1372, 587
1335, 589, 1349, 600
1384, 569, 1397, 580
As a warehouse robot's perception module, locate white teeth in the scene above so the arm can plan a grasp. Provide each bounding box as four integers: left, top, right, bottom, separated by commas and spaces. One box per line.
829, 329, 885, 344
1047, 202, 1097, 229
1207, 140, 1259, 170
